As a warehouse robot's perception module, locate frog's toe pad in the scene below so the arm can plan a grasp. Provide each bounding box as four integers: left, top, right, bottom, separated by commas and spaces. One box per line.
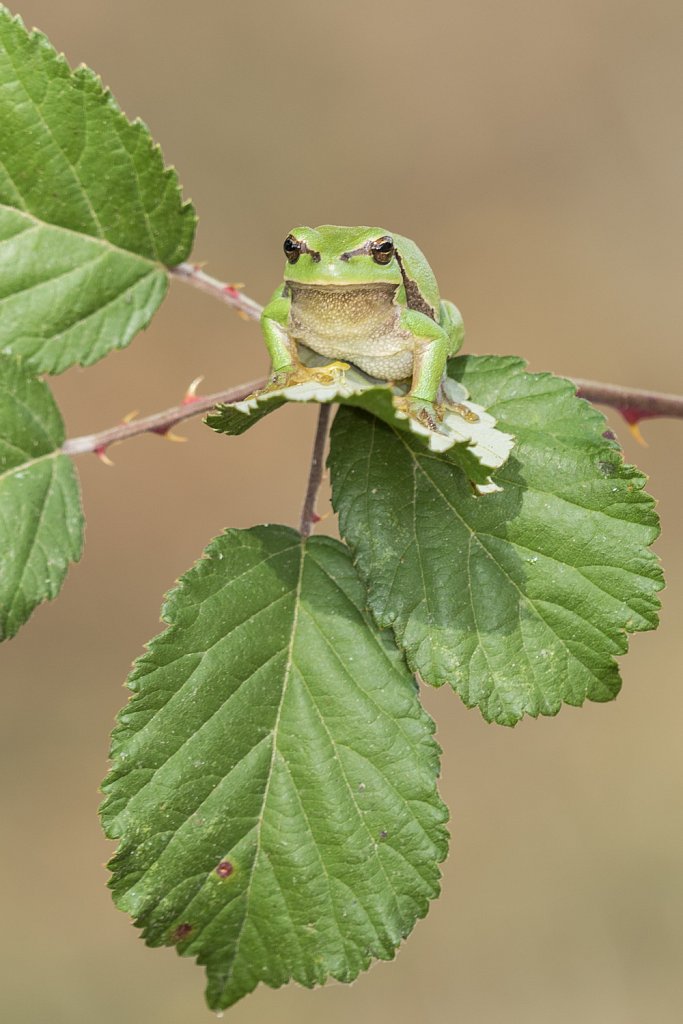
444, 400, 480, 424
312, 360, 351, 385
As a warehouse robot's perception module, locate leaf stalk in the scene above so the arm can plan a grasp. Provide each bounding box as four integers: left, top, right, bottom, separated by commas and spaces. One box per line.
299, 403, 332, 538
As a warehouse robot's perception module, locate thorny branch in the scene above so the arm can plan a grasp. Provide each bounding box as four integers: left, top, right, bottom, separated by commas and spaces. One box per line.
169, 262, 263, 321
61, 377, 266, 459
61, 263, 683, 461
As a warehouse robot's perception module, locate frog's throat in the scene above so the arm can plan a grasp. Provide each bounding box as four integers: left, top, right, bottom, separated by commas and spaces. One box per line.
286, 280, 414, 382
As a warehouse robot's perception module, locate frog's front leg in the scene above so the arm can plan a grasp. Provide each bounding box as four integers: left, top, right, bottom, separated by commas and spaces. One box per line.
260, 288, 349, 392
394, 308, 450, 431
260, 289, 301, 388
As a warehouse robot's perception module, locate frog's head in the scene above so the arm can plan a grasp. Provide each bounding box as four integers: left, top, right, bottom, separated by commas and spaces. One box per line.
282, 225, 403, 287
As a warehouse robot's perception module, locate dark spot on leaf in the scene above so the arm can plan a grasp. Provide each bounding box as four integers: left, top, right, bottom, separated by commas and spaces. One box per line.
172, 923, 192, 942
215, 859, 234, 878
598, 460, 617, 476
379, 830, 388, 841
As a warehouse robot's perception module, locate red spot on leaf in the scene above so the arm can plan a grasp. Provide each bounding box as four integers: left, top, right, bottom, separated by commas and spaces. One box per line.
215, 860, 234, 879
172, 922, 192, 942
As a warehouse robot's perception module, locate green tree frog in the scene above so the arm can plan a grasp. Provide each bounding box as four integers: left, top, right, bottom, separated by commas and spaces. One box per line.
259, 225, 465, 429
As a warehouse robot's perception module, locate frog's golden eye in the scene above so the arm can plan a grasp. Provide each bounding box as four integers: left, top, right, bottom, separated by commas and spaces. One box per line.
283, 235, 302, 264
371, 236, 395, 265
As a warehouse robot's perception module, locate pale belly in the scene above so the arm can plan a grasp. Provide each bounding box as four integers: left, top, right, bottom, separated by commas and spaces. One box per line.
287, 281, 416, 381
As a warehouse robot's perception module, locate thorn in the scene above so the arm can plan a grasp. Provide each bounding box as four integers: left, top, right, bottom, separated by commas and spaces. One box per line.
94, 445, 114, 466
619, 407, 655, 447
121, 409, 139, 424
223, 282, 245, 297
182, 376, 204, 405
626, 420, 649, 447
237, 311, 251, 321
152, 426, 187, 443
317, 510, 333, 523
192, 261, 208, 270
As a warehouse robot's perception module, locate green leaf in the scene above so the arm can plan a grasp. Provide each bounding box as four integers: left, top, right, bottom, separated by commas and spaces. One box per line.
101, 525, 448, 1011
0, 7, 196, 373
0, 354, 82, 639
329, 355, 663, 726
207, 347, 514, 491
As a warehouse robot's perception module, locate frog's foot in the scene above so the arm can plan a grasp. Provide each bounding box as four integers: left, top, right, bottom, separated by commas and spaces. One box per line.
309, 360, 351, 385
394, 396, 446, 433
258, 361, 350, 395
443, 400, 480, 424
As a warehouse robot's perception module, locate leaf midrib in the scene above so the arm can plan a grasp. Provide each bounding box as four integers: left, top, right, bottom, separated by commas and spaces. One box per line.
0, 449, 58, 484
0, 202, 170, 271
5, 454, 57, 622
215, 539, 306, 998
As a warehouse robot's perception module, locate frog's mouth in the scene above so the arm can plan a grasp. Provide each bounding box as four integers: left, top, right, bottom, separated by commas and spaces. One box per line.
285, 281, 399, 298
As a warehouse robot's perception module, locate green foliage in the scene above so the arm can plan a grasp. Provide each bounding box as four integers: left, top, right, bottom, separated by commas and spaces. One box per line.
0, 354, 82, 639
101, 526, 448, 1011
0, 6, 196, 373
329, 356, 663, 726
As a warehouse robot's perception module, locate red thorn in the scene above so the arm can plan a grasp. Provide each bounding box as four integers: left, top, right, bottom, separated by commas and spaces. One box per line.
94, 445, 114, 466
151, 426, 187, 443
620, 407, 659, 425
626, 421, 649, 447
223, 282, 245, 298
182, 376, 204, 406
618, 407, 658, 446
311, 512, 322, 524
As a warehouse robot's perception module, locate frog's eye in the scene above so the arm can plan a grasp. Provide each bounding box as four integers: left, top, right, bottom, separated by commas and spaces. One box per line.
283, 235, 302, 264
371, 236, 395, 265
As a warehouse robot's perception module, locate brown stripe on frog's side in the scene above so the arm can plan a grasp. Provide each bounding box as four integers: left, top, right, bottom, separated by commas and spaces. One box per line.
395, 249, 437, 320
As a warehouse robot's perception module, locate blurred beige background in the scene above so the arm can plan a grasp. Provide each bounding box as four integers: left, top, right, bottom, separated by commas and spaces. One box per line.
1, 1, 682, 1021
